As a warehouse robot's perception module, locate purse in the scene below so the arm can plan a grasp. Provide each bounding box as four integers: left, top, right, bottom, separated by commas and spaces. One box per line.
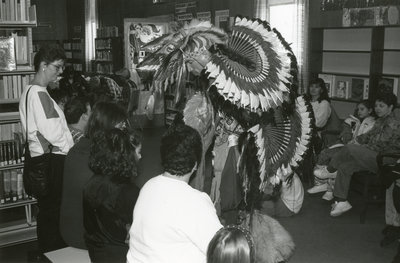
22, 86, 53, 198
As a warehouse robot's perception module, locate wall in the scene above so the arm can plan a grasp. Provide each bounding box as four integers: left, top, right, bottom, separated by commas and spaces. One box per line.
98, 0, 254, 30
31, 0, 68, 41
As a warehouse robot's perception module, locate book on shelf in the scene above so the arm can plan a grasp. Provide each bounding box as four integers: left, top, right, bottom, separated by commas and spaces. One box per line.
351, 77, 369, 101
0, 169, 32, 204
333, 80, 350, 99
318, 73, 335, 97
0, 139, 24, 166
0, 0, 31, 22
0, 37, 16, 71
378, 77, 399, 97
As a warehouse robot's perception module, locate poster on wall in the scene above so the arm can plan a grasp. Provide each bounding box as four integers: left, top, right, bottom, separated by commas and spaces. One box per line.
124, 17, 171, 71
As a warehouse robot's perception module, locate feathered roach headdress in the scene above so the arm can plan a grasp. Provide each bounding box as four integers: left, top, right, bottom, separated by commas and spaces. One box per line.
137, 17, 313, 207
137, 19, 228, 103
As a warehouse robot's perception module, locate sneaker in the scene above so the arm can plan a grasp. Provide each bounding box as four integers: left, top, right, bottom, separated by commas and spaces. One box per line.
330, 201, 352, 217
322, 191, 334, 201
307, 183, 328, 194
314, 166, 337, 180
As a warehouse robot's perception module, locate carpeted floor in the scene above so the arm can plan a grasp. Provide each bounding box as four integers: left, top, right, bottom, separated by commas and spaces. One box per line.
0, 127, 398, 262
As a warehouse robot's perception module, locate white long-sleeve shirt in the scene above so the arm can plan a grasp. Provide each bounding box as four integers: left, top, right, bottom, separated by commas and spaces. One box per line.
19, 84, 74, 157
311, 100, 331, 128
127, 175, 222, 263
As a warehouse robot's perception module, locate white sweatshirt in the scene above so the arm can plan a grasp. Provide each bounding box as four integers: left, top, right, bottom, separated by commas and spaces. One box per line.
19, 85, 74, 157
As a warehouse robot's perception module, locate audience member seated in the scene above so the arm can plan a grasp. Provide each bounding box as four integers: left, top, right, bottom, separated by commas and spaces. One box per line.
112, 68, 139, 115
306, 78, 331, 134
314, 92, 400, 217
47, 80, 70, 111
207, 225, 254, 263
64, 96, 92, 144
59, 66, 90, 98
127, 124, 222, 263
60, 102, 129, 249
260, 172, 304, 217
308, 100, 376, 200
381, 162, 400, 247
83, 129, 140, 263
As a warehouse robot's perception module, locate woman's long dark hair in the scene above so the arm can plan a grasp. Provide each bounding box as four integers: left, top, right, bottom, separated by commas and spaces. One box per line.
306, 78, 330, 103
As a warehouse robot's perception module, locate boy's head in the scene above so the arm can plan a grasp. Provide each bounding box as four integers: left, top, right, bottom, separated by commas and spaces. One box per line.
64, 96, 91, 129
160, 124, 202, 176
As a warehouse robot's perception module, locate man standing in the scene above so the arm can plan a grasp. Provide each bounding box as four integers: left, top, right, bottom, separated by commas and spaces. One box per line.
127, 124, 222, 263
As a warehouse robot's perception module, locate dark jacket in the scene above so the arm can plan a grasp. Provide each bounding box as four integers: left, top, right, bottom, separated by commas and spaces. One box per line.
83, 175, 139, 263
60, 137, 91, 249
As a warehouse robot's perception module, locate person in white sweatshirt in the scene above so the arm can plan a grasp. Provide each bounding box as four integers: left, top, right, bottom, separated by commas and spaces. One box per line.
19, 45, 74, 254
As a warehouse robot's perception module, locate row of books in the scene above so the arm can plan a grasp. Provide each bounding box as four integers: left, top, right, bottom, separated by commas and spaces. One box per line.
0, 138, 24, 167
65, 62, 83, 72
97, 26, 119, 38
63, 40, 83, 51
0, 0, 30, 22
0, 74, 33, 100
319, 74, 370, 100
95, 38, 114, 50
0, 124, 22, 141
0, 169, 34, 204
95, 50, 113, 61
65, 51, 83, 60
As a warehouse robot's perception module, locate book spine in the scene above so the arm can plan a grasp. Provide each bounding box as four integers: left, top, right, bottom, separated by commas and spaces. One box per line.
10, 169, 17, 201
17, 169, 23, 199
0, 171, 4, 203
363, 79, 369, 99
3, 170, 11, 202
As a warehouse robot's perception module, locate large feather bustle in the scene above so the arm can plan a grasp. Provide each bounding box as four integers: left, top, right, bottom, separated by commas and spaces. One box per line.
205, 17, 297, 113
136, 19, 228, 99
248, 96, 312, 190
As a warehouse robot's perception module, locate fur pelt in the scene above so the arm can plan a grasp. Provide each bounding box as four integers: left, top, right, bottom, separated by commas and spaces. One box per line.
241, 210, 295, 263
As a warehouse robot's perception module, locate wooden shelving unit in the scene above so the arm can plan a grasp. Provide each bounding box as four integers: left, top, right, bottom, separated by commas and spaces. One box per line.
0, 1, 38, 247
310, 25, 400, 118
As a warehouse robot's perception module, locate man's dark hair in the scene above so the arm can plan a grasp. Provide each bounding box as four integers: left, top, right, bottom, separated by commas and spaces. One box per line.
160, 124, 202, 176
64, 96, 89, 124
375, 91, 397, 108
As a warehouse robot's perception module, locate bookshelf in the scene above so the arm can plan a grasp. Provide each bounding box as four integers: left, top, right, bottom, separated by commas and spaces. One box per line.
310, 26, 400, 118
63, 38, 84, 72
91, 37, 123, 74
0, 0, 37, 247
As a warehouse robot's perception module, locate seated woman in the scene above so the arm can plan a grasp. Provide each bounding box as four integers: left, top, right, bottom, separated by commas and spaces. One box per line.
308, 100, 376, 200
307, 78, 332, 133
83, 128, 140, 263
314, 92, 400, 217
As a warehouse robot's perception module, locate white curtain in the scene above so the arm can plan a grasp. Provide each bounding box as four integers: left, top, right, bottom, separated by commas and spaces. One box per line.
85, 0, 98, 72
254, 0, 268, 21
294, 0, 308, 95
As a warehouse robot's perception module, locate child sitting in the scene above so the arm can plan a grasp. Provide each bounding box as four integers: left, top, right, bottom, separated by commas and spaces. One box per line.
207, 225, 254, 263
308, 100, 376, 200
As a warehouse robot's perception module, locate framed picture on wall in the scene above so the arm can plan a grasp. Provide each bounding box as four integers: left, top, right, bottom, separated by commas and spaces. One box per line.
123, 15, 173, 72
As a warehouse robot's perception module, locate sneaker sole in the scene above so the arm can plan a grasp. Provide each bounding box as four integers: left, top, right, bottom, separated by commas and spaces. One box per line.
330, 206, 352, 217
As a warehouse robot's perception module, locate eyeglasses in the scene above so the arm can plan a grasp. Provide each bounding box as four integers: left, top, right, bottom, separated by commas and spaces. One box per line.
50, 63, 65, 72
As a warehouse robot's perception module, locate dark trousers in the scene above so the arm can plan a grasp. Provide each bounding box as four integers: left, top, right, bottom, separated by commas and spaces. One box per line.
37, 154, 66, 253
331, 144, 378, 199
